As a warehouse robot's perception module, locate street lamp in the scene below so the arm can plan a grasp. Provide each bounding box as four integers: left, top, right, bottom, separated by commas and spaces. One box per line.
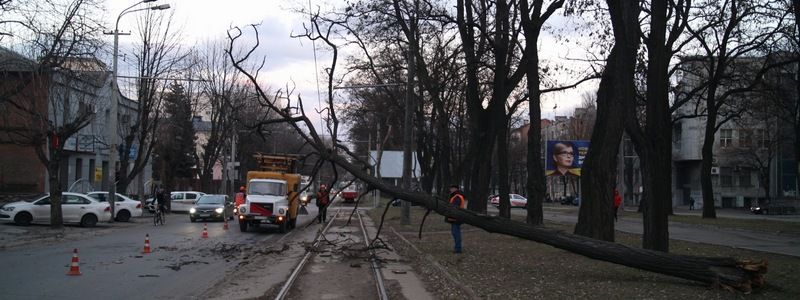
105, 0, 170, 222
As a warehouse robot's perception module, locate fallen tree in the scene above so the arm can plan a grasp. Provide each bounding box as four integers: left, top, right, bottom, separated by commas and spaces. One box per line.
225, 23, 767, 293
320, 148, 767, 293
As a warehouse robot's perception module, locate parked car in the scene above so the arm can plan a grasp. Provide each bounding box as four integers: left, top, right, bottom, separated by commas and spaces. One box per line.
559, 195, 580, 206
489, 194, 528, 208
189, 194, 233, 222
750, 204, 797, 215
85, 192, 143, 222
145, 191, 205, 213
170, 191, 205, 212
0, 192, 111, 227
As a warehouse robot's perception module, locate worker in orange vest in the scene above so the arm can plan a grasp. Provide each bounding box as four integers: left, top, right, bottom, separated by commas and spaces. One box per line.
316, 184, 331, 223
446, 184, 466, 254
235, 186, 246, 211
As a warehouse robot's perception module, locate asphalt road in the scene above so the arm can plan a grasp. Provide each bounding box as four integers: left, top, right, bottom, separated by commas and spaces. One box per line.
0, 206, 319, 300
488, 205, 800, 257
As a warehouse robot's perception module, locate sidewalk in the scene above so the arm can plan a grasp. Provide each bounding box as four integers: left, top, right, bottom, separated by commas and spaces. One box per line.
670, 205, 800, 223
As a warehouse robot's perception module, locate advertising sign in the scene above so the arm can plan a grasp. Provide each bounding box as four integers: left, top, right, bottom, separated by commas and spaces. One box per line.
545, 140, 590, 177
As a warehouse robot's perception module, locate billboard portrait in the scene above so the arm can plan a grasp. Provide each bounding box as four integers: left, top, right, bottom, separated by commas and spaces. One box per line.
545, 140, 590, 177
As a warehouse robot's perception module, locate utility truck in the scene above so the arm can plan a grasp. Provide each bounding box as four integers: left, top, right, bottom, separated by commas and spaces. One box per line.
237, 154, 302, 233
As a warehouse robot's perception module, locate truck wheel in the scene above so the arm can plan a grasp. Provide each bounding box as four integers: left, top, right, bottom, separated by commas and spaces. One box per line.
279, 220, 288, 233
239, 220, 248, 232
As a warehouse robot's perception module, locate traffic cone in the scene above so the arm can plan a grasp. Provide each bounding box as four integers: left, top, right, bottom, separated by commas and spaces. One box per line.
66, 248, 81, 276
202, 223, 209, 238
223, 219, 229, 230
142, 234, 152, 254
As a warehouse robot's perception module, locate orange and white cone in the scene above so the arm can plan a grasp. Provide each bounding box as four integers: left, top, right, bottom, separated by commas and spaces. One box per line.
142, 234, 152, 254
66, 248, 81, 276
202, 223, 209, 238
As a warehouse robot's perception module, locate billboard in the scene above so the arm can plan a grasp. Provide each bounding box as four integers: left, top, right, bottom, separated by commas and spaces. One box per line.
545, 140, 590, 177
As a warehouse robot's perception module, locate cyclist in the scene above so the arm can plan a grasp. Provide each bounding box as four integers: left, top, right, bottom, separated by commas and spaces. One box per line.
155, 188, 168, 216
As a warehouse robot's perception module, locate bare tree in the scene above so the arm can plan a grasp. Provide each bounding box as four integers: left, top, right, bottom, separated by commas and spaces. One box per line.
723, 100, 781, 203
683, 0, 791, 218
0, 0, 104, 228
115, 9, 188, 200
193, 39, 249, 192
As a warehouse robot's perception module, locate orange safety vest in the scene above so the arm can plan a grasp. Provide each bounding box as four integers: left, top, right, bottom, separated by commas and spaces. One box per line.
449, 193, 465, 208
235, 192, 246, 207
447, 193, 466, 223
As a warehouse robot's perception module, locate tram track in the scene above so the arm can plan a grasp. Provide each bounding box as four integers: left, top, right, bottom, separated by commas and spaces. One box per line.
275, 204, 389, 300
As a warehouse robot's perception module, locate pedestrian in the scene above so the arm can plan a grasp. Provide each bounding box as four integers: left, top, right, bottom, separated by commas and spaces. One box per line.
689, 197, 695, 210
316, 184, 330, 223
613, 189, 622, 221
446, 184, 466, 254
235, 186, 246, 209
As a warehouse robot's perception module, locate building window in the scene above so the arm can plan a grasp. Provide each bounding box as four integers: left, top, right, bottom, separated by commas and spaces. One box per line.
75, 158, 83, 183
738, 129, 752, 148
720, 129, 733, 148
754, 129, 767, 148
720, 167, 733, 187
739, 170, 752, 187
78, 102, 94, 116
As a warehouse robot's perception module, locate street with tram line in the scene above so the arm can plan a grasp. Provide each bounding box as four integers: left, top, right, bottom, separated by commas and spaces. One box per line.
0, 199, 435, 300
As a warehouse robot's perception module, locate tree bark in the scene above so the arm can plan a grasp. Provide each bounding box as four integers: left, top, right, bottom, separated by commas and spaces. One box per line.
497, 113, 511, 219
624, 0, 672, 252
47, 145, 63, 228
575, 0, 637, 242
701, 83, 719, 218
519, 0, 561, 226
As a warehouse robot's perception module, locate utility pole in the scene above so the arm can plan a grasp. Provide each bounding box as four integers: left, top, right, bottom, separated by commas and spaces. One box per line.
106, 0, 170, 222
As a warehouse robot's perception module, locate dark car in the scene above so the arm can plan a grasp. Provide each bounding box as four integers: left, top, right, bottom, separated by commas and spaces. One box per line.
189, 194, 234, 222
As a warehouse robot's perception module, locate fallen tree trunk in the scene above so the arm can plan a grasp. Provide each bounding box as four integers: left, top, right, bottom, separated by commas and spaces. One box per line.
321, 152, 767, 293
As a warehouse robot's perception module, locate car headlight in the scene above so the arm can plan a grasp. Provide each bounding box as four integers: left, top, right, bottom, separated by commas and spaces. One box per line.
189, 208, 196, 214
2, 206, 15, 212
301, 196, 308, 201
239, 207, 246, 214
215, 208, 223, 214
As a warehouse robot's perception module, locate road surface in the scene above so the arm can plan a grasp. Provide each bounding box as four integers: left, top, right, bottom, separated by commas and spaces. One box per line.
0, 206, 319, 300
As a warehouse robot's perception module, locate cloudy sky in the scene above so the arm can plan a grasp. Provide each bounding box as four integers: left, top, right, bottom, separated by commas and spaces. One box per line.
104, 0, 594, 134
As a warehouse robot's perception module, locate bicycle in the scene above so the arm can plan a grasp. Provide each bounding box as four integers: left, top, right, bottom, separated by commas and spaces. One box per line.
153, 205, 165, 226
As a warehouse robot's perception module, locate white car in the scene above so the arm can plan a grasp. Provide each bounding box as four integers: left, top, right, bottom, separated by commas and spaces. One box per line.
145, 191, 206, 213
170, 191, 206, 212
85, 192, 143, 222
489, 194, 528, 208
0, 192, 112, 227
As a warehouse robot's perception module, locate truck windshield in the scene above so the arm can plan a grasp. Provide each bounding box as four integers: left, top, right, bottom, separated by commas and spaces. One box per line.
249, 181, 285, 196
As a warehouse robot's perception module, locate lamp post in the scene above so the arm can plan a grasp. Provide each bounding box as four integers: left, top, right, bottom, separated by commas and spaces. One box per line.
106, 0, 170, 221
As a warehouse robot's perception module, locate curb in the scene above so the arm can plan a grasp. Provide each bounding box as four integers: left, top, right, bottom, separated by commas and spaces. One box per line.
390, 226, 480, 300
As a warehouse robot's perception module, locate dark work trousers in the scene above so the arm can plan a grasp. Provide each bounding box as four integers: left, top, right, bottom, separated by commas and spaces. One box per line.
318, 205, 328, 223
451, 223, 462, 253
